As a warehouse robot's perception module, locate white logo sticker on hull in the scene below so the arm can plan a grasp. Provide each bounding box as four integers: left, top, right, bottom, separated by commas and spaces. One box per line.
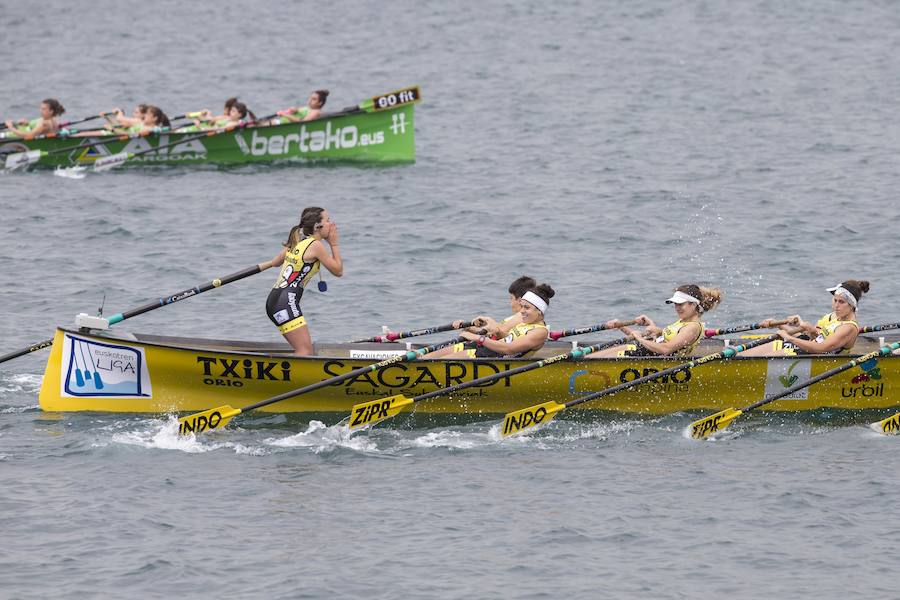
60, 334, 152, 397
764, 359, 811, 401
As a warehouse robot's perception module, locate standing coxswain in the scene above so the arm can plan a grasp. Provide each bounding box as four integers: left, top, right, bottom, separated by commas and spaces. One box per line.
266, 207, 343, 355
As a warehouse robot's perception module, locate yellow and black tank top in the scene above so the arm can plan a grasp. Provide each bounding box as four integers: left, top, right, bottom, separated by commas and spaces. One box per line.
503, 321, 548, 358
816, 312, 858, 353
273, 237, 320, 290
659, 320, 704, 356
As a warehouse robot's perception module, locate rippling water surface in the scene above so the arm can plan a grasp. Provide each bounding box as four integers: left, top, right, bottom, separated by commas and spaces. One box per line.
3, 1, 900, 598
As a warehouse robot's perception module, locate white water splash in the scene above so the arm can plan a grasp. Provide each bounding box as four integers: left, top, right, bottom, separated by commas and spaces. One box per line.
53, 166, 87, 179
267, 420, 377, 454
112, 416, 233, 453
0, 372, 43, 395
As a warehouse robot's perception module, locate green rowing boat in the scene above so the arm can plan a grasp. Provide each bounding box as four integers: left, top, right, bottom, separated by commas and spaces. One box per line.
0, 87, 419, 168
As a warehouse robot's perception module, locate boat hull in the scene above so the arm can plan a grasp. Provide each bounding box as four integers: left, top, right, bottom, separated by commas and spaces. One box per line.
37, 328, 900, 416
0, 105, 415, 167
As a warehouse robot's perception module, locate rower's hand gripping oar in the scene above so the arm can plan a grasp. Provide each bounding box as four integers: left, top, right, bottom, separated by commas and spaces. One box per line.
549, 318, 786, 342
347, 336, 631, 430
691, 337, 900, 439
500, 334, 783, 438
0, 261, 274, 366
349, 321, 474, 343
176, 334, 479, 436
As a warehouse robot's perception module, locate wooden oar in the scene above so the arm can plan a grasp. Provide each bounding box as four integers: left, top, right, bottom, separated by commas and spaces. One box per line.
691, 339, 900, 440
347, 336, 630, 430
177, 334, 478, 435
0, 261, 274, 366
499, 334, 782, 438
349, 321, 474, 343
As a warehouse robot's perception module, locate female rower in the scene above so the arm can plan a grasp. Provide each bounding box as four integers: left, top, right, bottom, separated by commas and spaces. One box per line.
435, 284, 555, 359
3, 98, 65, 139
276, 90, 329, 124
138, 106, 171, 131
742, 280, 869, 356
588, 284, 722, 358
107, 104, 149, 132
266, 207, 343, 355
425, 276, 537, 359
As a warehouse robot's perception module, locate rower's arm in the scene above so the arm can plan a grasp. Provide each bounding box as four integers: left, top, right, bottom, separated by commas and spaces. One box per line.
631, 322, 701, 356
271, 247, 287, 267
480, 327, 547, 356
781, 323, 857, 354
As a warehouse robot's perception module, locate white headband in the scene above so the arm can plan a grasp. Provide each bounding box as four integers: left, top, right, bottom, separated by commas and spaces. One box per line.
665, 290, 701, 307
521, 291, 548, 314
827, 285, 858, 310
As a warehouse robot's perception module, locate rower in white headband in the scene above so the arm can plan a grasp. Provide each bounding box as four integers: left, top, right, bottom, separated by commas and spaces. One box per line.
826, 285, 858, 310
521, 290, 548, 315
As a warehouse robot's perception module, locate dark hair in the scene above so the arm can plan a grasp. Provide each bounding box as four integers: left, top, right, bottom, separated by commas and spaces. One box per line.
146, 106, 170, 128
284, 206, 325, 248
231, 101, 248, 119
224, 97, 238, 111
42, 98, 65, 116
526, 283, 556, 306
136, 104, 149, 114
508, 276, 537, 298
836, 280, 870, 303
676, 284, 722, 313
313, 89, 329, 106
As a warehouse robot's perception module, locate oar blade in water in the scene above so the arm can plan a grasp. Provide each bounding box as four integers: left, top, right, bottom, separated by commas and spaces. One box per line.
5, 149, 43, 170
53, 165, 87, 179
349, 395, 413, 429
870, 412, 900, 435
688, 408, 742, 439
500, 401, 565, 438
178, 406, 240, 436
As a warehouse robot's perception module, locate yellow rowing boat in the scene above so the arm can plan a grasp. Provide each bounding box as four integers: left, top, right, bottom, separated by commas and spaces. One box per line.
37, 327, 899, 415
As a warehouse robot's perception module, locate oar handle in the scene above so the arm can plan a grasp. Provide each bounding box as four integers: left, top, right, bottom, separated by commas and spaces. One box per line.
349, 321, 474, 344
409, 336, 630, 404
741, 341, 900, 414
107, 261, 274, 324
562, 334, 780, 410
238, 335, 468, 414
549, 319, 636, 341
704, 319, 790, 338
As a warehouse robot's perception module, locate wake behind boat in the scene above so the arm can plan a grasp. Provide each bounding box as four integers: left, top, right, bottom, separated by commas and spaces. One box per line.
38, 325, 900, 416
1, 87, 420, 168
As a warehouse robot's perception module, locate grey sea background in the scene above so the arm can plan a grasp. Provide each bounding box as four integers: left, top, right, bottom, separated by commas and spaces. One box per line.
3, 1, 900, 598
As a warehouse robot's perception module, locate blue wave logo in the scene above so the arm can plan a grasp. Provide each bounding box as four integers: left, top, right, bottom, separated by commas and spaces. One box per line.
63, 335, 149, 397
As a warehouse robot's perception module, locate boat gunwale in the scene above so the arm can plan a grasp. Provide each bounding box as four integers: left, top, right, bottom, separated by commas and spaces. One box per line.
54, 326, 900, 364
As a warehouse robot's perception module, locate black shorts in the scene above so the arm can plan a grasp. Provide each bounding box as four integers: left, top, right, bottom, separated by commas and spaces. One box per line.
266, 287, 306, 334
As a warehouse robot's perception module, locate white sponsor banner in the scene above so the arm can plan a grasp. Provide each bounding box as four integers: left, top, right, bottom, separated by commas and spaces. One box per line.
60, 334, 152, 398
349, 350, 407, 360
764, 358, 811, 401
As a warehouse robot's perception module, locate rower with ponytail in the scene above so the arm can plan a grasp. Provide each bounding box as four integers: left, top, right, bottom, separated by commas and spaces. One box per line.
265, 207, 343, 355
